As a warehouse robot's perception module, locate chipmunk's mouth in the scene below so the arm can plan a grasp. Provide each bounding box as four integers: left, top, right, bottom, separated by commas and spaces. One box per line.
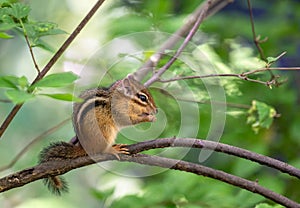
140, 112, 156, 122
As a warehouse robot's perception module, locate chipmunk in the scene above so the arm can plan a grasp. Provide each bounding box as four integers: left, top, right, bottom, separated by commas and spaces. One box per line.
39, 75, 157, 195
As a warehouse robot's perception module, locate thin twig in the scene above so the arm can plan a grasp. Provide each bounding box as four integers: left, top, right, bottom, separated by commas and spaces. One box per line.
246, 0, 278, 83
20, 19, 40, 74
24, 35, 40, 73
135, 0, 232, 82
159, 67, 300, 87
247, 0, 266, 62
242, 66, 300, 75
144, 0, 212, 87
178, 97, 251, 109
0, 0, 106, 139
156, 88, 251, 109
0, 118, 70, 172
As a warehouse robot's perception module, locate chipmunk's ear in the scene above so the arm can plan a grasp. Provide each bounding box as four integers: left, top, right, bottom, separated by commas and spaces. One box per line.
114, 74, 144, 96
118, 74, 135, 96
110, 74, 134, 92
126, 74, 136, 82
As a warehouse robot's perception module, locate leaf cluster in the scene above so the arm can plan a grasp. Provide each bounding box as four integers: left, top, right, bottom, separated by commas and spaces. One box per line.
247, 100, 278, 133
0, 72, 81, 104
0, 0, 66, 51
0, 1, 80, 104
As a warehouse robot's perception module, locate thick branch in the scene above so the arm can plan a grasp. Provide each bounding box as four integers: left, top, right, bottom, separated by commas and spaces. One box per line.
0, 153, 299, 207
0, 138, 299, 207
127, 138, 300, 179
0, 0, 106, 138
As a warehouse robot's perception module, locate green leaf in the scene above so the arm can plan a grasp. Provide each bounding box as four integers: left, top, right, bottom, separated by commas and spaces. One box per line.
0, 75, 30, 89
24, 22, 66, 39
18, 75, 29, 89
266, 57, 278, 64
32, 72, 78, 88
31, 39, 55, 52
256, 101, 277, 128
5, 89, 35, 104
41, 93, 83, 102
23, 22, 66, 51
9, 3, 30, 19
247, 100, 277, 133
0, 75, 19, 88
0, 31, 13, 38
0, 23, 17, 31
0, 12, 15, 25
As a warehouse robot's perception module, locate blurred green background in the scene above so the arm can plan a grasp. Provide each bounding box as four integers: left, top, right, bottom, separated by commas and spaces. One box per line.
0, 0, 299, 207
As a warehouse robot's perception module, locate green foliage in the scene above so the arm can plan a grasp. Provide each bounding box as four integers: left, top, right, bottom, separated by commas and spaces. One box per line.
0, 75, 33, 103
0, 72, 80, 104
41, 93, 82, 102
0, 75, 28, 89
266, 57, 279, 65
0, 0, 66, 51
23, 21, 66, 51
247, 100, 277, 133
5, 88, 34, 103
7, 2, 30, 19
32, 72, 78, 88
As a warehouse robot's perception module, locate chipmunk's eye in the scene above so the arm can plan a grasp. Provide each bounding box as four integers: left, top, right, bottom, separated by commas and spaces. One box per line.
137, 93, 148, 102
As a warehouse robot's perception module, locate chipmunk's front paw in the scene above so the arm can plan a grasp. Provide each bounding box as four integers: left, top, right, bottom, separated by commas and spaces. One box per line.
112, 144, 129, 154
110, 144, 129, 160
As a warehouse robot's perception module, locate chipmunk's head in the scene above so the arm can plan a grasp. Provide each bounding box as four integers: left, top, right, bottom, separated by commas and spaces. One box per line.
110, 75, 157, 127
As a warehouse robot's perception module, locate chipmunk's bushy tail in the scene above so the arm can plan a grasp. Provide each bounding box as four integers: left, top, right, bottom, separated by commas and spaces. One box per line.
39, 142, 83, 195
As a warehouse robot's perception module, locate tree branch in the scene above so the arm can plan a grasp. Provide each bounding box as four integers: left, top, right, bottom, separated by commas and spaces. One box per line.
0, 138, 299, 207
0, 0, 106, 139
127, 138, 300, 179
